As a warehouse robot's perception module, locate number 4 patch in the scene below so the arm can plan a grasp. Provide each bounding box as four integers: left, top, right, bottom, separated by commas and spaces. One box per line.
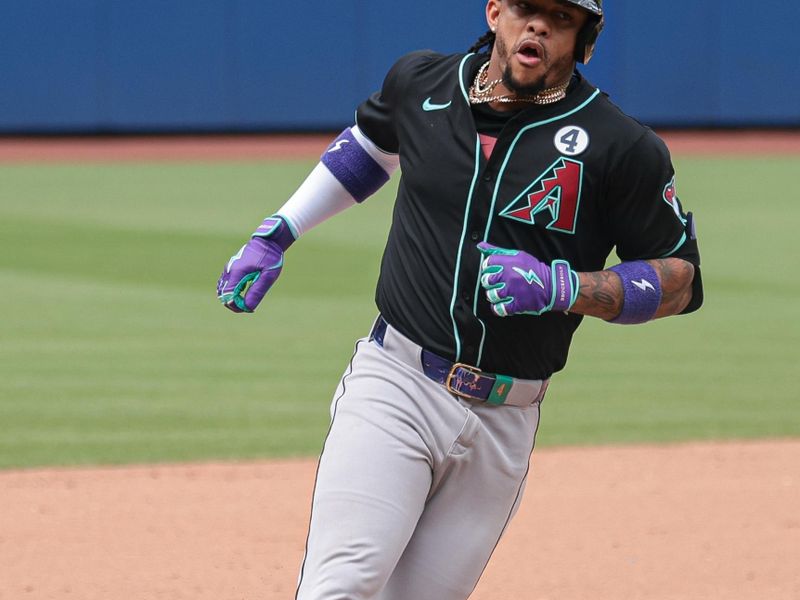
554, 126, 590, 156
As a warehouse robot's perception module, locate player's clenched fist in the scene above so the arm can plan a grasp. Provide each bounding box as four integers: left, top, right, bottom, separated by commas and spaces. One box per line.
477, 242, 579, 317
217, 216, 296, 313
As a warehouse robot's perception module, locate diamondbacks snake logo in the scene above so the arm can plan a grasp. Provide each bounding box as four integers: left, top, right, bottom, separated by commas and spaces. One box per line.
662, 176, 686, 224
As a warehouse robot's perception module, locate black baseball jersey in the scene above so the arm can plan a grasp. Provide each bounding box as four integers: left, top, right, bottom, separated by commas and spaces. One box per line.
356, 51, 702, 380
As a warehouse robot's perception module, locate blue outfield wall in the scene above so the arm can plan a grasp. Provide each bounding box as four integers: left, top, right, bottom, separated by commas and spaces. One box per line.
1, 0, 798, 133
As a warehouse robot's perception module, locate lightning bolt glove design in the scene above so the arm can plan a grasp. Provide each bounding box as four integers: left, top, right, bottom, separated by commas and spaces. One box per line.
216, 216, 296, 313
477, 242, 579, 317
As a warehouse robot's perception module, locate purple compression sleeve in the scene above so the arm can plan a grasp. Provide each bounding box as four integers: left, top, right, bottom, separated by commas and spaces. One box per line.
608, 261, 662, 324
320, 128, 390, 203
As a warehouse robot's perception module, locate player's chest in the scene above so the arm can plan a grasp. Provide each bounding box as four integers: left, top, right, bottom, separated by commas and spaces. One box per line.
400, 119, 612, 241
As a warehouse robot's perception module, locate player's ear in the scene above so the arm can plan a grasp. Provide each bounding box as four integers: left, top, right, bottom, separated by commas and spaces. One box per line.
486, 0, 501, 32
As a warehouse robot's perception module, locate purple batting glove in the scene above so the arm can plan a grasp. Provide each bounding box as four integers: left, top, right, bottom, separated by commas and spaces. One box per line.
477, 242, 579, 317
217, 216, 296, 313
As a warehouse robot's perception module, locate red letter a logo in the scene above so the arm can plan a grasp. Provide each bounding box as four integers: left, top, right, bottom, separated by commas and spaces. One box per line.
499, 158, 583, 234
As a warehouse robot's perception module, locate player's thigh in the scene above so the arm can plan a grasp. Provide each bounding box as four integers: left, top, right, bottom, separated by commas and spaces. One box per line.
378, 403, 541, 600
296, 343, 436, 599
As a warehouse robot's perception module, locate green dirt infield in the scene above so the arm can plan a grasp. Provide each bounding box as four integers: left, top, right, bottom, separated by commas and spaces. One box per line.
1, 153, 798, 469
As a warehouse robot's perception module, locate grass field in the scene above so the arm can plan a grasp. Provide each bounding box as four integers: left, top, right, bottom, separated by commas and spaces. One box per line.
1, 155, 798, 469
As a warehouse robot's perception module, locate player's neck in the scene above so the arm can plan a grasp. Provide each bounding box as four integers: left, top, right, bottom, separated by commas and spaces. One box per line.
469, 61, 572, 111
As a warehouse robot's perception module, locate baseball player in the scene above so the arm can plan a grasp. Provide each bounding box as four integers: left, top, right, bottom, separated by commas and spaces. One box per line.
217, 0, 703, 598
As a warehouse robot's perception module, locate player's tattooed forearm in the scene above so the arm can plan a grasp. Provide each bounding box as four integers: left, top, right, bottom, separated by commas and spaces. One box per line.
573, 259, 694, 321
648, 258, 695, 318
593, 291, 617, 306
575, 270, 623, 320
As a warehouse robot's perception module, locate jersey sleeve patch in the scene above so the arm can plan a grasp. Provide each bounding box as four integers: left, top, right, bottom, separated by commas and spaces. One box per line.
662, 176, 687, 224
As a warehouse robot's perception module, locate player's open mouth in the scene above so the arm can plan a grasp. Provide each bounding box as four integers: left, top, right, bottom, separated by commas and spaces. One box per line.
516, 40, 544, 67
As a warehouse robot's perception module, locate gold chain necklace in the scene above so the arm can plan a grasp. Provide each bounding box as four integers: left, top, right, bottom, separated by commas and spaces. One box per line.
468, 61, 569, 106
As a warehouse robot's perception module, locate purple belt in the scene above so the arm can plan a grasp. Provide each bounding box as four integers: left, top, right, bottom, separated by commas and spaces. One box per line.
370, 316, 547, 407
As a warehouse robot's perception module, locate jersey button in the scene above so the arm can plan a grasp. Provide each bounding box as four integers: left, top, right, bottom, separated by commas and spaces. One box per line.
483, 174, 492, 182
470, 231, 480, 241
461, 291, 472, 301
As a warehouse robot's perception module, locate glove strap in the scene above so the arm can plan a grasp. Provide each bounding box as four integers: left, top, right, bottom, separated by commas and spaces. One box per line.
252, 215, 297, 251
550, 260, 579, 312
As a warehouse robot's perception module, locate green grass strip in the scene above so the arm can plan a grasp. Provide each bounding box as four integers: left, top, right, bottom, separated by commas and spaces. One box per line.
0, 157, 797, 468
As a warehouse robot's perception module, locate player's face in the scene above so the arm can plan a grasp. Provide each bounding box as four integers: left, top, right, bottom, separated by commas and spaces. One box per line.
486, 0, 588, 94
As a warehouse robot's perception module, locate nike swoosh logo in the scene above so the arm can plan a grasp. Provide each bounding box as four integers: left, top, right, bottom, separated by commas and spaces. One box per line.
632, 278, 656, 292
327, 140, 350, 152
512, 267, 544, 288
422, 98, 452, 112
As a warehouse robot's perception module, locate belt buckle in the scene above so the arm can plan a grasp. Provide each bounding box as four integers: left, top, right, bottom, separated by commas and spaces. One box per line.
445, 362, 485, 401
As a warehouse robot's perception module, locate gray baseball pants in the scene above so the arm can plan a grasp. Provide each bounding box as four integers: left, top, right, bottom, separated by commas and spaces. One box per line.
295, 319, 547, 600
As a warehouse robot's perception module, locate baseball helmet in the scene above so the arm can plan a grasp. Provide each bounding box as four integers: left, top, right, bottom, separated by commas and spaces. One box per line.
565, 0, 604, 63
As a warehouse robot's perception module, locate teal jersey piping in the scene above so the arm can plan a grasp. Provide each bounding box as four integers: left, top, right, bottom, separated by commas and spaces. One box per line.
660, 232, 688, 258
458, 53, 475, 103
448, 53, 479, 361
473, 88, 602, 366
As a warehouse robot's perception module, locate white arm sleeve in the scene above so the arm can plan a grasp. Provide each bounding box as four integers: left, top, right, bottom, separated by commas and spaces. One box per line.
275, 126, 400, 238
